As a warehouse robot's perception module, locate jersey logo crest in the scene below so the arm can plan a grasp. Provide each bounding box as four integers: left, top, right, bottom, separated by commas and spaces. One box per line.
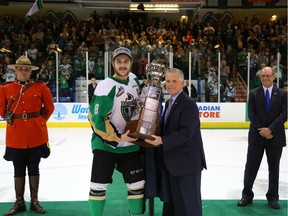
121, 93, 137, 122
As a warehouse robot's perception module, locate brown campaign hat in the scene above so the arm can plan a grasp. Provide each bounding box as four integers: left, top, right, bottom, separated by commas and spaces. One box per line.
8, 55, 39, 71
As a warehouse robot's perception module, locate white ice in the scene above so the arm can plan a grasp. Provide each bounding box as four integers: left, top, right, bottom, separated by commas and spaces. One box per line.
0, 128, 287, 202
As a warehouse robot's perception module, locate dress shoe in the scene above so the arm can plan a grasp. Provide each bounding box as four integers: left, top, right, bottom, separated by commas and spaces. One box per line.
268, 201, 280, 209
237, 197, 252, 207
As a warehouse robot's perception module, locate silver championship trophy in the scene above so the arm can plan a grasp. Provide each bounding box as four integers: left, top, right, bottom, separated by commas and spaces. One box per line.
125, 62, 166, 142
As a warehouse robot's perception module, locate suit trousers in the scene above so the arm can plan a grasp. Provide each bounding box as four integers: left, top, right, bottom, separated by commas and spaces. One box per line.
243, 141, 283, 201
168, 172, 202, 216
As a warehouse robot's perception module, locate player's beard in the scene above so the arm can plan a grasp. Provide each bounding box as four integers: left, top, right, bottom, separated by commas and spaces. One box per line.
114, 67, 130, 79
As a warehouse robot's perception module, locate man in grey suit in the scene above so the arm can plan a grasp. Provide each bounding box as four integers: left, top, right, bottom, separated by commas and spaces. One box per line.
145, 68, 207, 216
237, 66, 287, 209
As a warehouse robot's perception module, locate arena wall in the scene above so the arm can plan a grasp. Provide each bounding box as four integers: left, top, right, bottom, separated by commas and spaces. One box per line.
0, 102, 262, 129
0, 102, 287, 128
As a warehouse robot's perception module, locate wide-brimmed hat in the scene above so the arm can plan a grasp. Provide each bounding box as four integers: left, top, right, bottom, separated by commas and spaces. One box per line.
8, 55, 39, 71
112, 47, 132, 60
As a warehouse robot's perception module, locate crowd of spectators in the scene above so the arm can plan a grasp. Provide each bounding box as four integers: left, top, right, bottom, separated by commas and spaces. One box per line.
0, 11, 286, 102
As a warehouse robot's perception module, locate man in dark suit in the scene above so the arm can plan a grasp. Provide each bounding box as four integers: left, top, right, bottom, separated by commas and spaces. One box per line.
237, 66, 287, 209
145, 68, 207, 216
183, 80, 198, 101
88, 77, 97, 103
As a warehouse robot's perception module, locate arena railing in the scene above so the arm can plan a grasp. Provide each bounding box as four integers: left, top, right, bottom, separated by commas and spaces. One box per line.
2, 50, 283, 103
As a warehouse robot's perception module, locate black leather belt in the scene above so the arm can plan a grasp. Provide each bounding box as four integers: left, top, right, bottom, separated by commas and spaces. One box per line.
13, 112, 41, 120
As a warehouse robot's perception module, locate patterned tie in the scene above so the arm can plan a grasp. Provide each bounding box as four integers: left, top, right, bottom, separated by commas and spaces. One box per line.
265, 89, 270, 112
164, 99, 173, 125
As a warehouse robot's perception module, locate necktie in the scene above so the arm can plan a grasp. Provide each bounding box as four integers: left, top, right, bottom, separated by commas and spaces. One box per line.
265, 89, 270, 112
164, 99, 173, 125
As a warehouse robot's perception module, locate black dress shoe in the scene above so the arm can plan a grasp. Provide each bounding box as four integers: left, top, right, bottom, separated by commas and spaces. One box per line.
237, 197, 252, 207
268, 201, 280, 209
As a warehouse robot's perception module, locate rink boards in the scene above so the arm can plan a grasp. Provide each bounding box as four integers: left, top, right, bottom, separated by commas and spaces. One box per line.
0, 102, 287, 129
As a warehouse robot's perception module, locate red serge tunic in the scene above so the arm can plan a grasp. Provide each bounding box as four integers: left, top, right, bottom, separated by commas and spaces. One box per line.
0, 80, 54, 149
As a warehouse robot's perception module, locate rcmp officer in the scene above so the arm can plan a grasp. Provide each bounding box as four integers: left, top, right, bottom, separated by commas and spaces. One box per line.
0, 55, 54, 215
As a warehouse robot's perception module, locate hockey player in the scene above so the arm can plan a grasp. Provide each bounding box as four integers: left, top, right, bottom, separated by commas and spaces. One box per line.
88, 47, 145, 216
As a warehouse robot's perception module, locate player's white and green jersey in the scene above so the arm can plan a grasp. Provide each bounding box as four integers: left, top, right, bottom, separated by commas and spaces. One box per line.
89, 72, 141, 153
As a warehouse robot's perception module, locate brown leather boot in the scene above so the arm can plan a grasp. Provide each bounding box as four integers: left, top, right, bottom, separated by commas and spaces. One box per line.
29, 176, 46, 214
4, 177, 26, 216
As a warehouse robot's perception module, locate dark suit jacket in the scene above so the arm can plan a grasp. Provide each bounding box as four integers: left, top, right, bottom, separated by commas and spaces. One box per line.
161, 91, 207, 176
88, 83, 97, 103
248, 85, 287, 147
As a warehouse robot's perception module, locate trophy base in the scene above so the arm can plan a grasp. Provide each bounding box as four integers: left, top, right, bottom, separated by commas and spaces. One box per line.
125, 119, 157, 148
128, 132, 156, 141
128, 132, 156, 148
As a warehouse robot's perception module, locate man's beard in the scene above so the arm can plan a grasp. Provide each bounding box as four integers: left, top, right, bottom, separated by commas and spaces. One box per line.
114, 67, 129, 77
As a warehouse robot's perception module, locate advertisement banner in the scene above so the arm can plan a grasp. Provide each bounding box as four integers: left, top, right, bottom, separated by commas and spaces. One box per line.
1, 102, 286, 129
49, 103, 89, 122
197, 103, 246, 122
48, 102, 246, 123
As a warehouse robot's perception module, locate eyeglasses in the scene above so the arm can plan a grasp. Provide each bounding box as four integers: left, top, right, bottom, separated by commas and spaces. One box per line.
260, 74, 274, 78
